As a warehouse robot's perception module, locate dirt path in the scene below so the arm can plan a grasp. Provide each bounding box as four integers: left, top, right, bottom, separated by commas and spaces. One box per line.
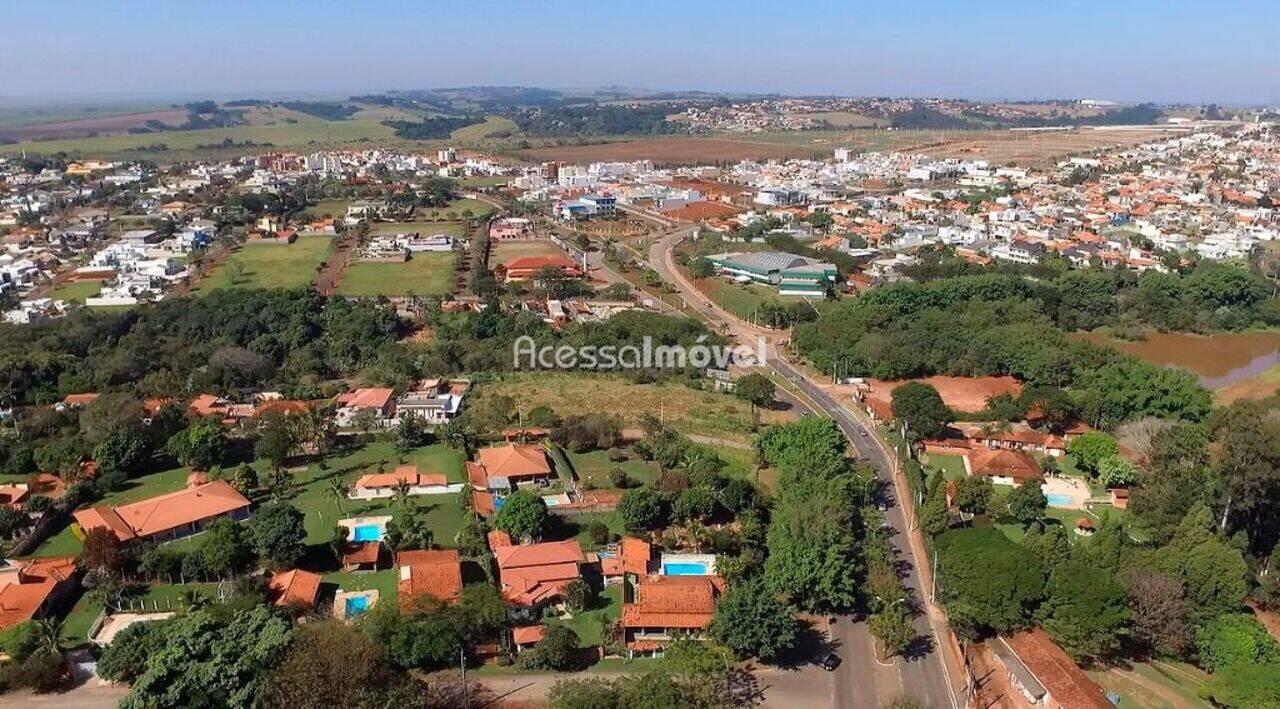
315, 233, 356, 296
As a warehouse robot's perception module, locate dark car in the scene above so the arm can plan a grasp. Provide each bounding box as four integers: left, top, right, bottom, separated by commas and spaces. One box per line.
821, 652, 842, 671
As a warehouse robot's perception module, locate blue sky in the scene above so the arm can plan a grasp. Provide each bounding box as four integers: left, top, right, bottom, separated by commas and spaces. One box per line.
2, 0, 1276, 104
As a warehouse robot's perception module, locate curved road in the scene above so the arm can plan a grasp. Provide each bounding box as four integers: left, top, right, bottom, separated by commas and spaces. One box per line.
646, 223, 962, 709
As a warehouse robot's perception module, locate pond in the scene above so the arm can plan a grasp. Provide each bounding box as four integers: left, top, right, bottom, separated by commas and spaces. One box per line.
1077, 330, 1280, 389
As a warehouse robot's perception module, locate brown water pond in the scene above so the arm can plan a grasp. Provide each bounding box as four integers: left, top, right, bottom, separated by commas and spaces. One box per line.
1076, 330, 1280, 389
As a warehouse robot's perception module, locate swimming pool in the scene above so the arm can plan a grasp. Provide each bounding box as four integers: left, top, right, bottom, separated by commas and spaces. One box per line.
345, 595, 370, 616
352, 524, 383, 542
1045, 493, 1074, 507
663, 562, 709, 576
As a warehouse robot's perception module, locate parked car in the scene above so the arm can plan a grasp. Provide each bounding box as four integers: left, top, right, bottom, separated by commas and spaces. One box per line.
821, 652, 842, 671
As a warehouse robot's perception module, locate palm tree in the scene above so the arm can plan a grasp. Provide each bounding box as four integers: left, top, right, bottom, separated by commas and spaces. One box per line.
179, 589, 208, 611
392, 481, 412, 510
326, 477, 347, 515
30, 618, 64, 656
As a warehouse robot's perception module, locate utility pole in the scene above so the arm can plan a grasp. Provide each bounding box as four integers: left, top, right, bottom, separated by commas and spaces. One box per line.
460, 647, 468, 709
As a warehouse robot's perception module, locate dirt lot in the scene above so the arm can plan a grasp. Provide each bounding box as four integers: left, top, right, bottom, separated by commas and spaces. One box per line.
917, 127, 1183, 165
516, 137, 829, 165
0, 109, 189, 141
489, 239, 567, 268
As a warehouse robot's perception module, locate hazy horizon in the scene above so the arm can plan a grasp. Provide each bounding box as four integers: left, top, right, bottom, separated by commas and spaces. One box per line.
2, 0, 1277, 105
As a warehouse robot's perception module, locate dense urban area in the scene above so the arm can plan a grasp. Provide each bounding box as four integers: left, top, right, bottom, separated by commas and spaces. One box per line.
0, 86, 1277, 709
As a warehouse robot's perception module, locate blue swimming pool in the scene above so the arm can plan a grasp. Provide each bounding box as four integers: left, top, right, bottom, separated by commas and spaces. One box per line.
352, 524, 382, 542
663, 562, 709, 576
345, 595, 370, 616
1046, 493, 1074, 507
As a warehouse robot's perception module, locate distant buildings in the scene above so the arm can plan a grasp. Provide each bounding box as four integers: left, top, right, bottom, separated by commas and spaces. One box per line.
705, 251, 838, 296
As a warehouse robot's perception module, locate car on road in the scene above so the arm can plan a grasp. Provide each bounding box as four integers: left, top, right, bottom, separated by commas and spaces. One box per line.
820, 652, 841, 671
859, 430, 868, 437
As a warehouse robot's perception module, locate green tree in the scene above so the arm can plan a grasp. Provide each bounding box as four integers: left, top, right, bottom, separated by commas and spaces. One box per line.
869, 605, 916, 660
764, 478, 862, 611
733, 373, 776, 430
954, 477, 993, 515
1023, 525, 1072, 571
617, 488, 668, 531
674, 486, 718, 524
935, 528, 1046, 639
1037, 561, 1130, 662
921, 486, 952, 537
1194, 613, 1280, 672
166, 420, 227, 470
248, 503, 307, 569
1202, 661, 1280, 708
198, 517, 251, 578
1067, 431, 1118, 474
1004, 480, 1047, 526
709, 577, 800, 661
518, 624, 580, 671
1096, 454, 1138, 488
268, 621, 404, 708
119, 606, 292, 709
383, 506, 435, 551
94, 426, 153, 479
494, 489, 550, 542
891, 382, 951, 440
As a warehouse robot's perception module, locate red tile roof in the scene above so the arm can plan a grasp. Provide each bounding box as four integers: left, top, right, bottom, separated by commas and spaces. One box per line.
1003, 629, 1112, 709
355, 464, 448, 489
967, 448, 1042, 483
342, 541, 382, 568
268, 569, 322, 609
621, 537, 652, 576
621, 576, 719, 630
397, 549, 463, 608
512, 624, 545, 645
495, 539, 585, 605
335, 388, 394, 410
72, 480, 250, 541
475, 444, 552, 481
0, 557, 77, 629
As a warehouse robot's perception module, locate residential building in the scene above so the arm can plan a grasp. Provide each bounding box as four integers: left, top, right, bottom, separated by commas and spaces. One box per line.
397, 549, 463, 609
489, 531, 585, 607
394, 378, 470, 426
73, 480, 251, 543
0, 557, 78, 630
268, 569, 322, 611
467, 444, 554, 492
990, 629, 1112, 709
620, 576, 723, 656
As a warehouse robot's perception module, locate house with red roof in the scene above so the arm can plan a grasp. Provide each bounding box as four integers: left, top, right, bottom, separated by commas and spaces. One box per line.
397, 548, 463, 609
0, 557, 79, 630
965, 448, 1043, 485
467, 444, 554, 492
333, 388, 395, 429
73, 480, 251, 543
268, 569, 322, 611
351, 464, 458, 500
620, 575, 723, 656
990, 629, 1112, 709
498, 255, 583, 283
490, 531, 585, 607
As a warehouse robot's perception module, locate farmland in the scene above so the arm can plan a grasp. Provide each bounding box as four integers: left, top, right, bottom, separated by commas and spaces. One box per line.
514, 136, 832, 165
195, 237, 334, 292
337, 251, 456, 297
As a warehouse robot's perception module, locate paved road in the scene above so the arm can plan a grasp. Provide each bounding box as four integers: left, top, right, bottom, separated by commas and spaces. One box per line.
648, 227, 961, 709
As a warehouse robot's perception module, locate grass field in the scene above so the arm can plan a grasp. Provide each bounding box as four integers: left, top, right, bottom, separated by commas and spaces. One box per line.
922, 452, 967, 481
47, 280, 103, 303
1088, 661, 1210, 709
694, 276, 795, 322
567, 447, 662, 489
415, 198, 495, 221
471, 372, 797, 443
490, 239, 566, 268
196, 237, 333, 292
451, 115, 517, 142
337, 251, 456, 297
305, 199, 351, 219
799, 111, 885, 128
547, 584, 623, 647
370, 221, 467, 237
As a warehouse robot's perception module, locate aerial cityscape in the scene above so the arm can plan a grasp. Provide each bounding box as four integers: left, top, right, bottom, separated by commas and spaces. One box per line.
0, 2, 1278, 708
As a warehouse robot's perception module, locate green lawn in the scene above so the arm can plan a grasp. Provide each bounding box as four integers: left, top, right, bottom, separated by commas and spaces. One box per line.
548, 583, 622, 647
996, 504, 1128, 544
47, 280, 103, 303
696, 277, 801, 322
1088, 661, 1210, 709
289, 442, 467, 546
305, 199, 350, 220
568, 448, 661, 490
323, 568, 399, 604
457, 175, 511, 188
923, 453, 967, 481
197, 237, 333, 292
415, 199, 494, 221
61, 594, 104, 648
337, 252, 455, 297
370, 221, 467, 237
570, 512, 625, 551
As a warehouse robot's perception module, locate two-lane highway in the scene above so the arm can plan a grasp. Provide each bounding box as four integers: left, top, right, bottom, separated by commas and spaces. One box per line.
646, 226, 961, 709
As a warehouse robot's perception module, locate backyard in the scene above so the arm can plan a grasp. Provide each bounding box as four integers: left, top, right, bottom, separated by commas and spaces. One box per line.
46, 280, 103, 303
196, 237, 333, 292
337, 251, 456, 297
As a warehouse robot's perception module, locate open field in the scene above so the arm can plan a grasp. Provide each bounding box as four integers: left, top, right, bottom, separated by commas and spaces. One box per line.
0, 108, 190, 142
490, 239, 566, 268
305, 199, 350, 219
0, 115, 406, 160
451, 115, 517, 142
693, 276, 796, 321
196, 237, 333, 292
1088, 661, 1210, 709
471, 372, 798, 443
47, 280, 103, 303
514, 137, 832, 165
797, 111, 885, 128
371, 220, 467, 237
414, 198, 495, 221
337, 251, 456, 297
